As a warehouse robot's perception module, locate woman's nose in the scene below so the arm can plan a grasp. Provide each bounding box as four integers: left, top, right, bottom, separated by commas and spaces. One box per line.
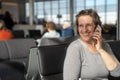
82, 26, 87, 31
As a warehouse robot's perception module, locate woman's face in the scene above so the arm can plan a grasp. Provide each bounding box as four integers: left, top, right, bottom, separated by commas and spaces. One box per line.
78, 15, 96, 42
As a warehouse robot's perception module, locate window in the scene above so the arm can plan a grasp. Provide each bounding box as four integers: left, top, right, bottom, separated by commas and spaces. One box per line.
25, 0, 117, 25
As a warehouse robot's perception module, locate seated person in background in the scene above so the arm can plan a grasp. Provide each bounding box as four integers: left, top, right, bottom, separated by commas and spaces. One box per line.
2, 11, 15, 30
36, 21, 60, 46
42, 21, 60, 38
61, 20, 74, 37
0, 20, 14, 40
63, 9, 120, 80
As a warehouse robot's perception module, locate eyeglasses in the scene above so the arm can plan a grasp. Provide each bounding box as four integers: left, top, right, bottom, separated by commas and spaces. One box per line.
78, 23, 95, 29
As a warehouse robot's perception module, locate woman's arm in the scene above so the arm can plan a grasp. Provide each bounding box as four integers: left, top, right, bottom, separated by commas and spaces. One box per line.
98, 48, 118, 71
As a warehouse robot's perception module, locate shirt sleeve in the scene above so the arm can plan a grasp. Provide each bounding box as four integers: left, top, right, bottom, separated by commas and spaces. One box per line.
63, 43, 82, 80
42, 33, 48, 38
102, 42, 120, 77
110, 63, 120, 77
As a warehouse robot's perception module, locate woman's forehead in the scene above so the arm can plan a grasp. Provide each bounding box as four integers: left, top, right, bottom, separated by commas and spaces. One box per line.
78, 16, 93, 23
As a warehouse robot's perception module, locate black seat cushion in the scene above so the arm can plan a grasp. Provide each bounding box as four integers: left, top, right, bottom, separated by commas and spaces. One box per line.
107, 40, 120, 62
28, 30, 42, 39
38, 43, 69, 76
0, 61, 25, 80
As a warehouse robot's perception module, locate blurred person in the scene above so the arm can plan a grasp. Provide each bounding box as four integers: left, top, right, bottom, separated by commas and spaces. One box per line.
61, 20, 74, 37
2, 11, 15, 30
36, 21, 60, 46
0, 20, 14, 40
63, 9, 120, 80
42, 21, 60, 38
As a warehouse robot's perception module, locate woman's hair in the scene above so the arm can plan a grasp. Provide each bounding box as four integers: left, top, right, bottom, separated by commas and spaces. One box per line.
76, 9, 102, 27
0, 20, 7, 30
46, 22, 57, 30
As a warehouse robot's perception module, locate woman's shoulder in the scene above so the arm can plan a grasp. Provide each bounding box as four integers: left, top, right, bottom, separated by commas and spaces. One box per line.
42, 32, 49, 37
68, 38, 83, 48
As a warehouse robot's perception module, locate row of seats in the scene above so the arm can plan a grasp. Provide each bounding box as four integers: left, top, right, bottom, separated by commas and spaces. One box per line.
12, 30, 42, 39
27, 36, 78, 80
0, 37, 120, 80
0, 36, 78, 80
0, 38, 37, 80
12, 29, 74, 39
28, 37, 120, 80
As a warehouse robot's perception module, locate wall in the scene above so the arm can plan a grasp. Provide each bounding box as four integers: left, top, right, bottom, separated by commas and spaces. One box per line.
2, 1, 26, 23
2, 2, 19, 22
18, 1, 26, 23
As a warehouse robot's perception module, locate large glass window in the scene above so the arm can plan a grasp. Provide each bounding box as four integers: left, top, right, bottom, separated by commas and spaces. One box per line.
106, 0, 117, 24
25, 0, 70, 24
74, 0, 117, 25
25, 0, 117, 25
96, 0, 106, 24
75, 0, 85, 13
59, 0, 70, 24
86, 0, 95, 9
52, 1, 59, 24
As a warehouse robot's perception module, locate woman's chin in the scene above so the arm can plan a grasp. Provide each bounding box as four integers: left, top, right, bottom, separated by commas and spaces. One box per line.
81, 37, 91, 42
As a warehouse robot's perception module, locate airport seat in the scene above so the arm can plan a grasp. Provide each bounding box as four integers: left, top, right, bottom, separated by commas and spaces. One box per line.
0, 41, 25, 80
0, 40, 9, 61
38, 43, 69, 80
12, 30, 25, 38
26, 47, 40, 80
28, 30, 42, 39
4, 38, 37, 67
0, 39, 37, 80
0, 61, 25, 80
0, 38, 36, 74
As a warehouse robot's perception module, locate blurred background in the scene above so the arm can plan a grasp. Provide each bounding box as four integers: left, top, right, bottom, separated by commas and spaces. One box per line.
1, 0, 120, 40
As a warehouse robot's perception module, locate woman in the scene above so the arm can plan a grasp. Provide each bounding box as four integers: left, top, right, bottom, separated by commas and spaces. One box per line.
42, 21, 60, 38
63, 9, 120, 80
0, 20, 14, 40
36, 21, 60, 46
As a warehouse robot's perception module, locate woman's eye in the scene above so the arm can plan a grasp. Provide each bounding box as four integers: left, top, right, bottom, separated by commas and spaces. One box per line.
78, 25, 82, 28
86, 24, 92, 27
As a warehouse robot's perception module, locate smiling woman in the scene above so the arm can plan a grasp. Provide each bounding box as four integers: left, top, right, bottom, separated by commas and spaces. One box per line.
77, 15, 96, 42
63, 9, 120, 80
